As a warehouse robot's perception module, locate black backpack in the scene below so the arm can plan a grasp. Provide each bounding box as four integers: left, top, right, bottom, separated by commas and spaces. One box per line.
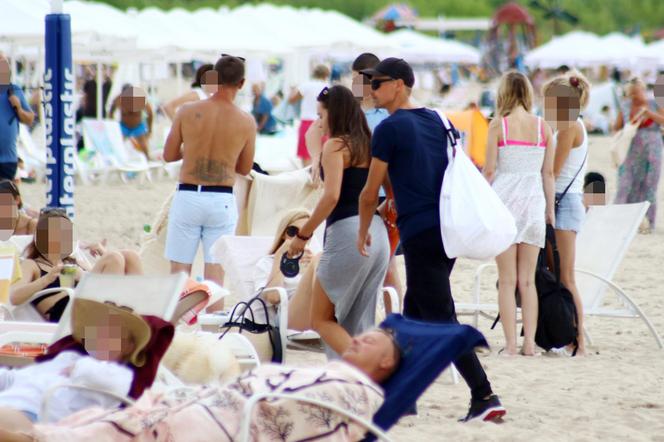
490, 225, 579, 355
534, 225, 579, 354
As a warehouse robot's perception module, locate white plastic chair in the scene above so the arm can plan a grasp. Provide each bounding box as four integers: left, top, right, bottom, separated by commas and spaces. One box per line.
459, 202, 663, 349
17, 124, 46, 182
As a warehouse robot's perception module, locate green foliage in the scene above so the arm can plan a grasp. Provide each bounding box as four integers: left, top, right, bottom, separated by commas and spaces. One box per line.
96, 0, 664, 42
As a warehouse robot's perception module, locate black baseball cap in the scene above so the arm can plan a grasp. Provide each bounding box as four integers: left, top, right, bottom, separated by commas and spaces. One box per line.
359, 57, 415, 88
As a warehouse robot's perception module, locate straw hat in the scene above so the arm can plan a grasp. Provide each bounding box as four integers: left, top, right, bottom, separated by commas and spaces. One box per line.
72, 298, 152, 367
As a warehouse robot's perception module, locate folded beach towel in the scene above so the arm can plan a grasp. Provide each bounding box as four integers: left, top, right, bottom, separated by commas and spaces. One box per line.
246, 168, 322, 236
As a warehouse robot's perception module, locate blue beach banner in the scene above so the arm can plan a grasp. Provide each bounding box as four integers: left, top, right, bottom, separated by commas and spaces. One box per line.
44, 12, 75, 219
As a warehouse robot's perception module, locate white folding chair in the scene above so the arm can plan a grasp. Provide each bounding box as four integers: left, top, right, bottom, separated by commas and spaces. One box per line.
459, 202, 662, 349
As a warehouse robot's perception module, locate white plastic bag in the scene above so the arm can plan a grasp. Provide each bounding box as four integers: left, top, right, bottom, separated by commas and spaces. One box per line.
438, 115, 516, 260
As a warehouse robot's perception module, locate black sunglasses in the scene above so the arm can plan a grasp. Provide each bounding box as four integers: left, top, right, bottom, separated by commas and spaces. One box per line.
221, 53, 246, 62
370, 78, 395, 91
285, 225, 300, 238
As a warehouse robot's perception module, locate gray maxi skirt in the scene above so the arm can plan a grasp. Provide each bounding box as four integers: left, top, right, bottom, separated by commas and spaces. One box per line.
316, 214, 390, 359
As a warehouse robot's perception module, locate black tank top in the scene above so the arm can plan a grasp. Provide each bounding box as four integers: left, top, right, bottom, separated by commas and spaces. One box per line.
30, 267, 64, 307
325, 167, 369, 227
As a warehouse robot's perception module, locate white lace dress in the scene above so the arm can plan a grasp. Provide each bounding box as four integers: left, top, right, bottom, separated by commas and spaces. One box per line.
492, 116, 546, 248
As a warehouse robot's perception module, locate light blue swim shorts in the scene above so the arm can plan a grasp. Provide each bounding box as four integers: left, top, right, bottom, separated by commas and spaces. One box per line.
165, 188, 238, 264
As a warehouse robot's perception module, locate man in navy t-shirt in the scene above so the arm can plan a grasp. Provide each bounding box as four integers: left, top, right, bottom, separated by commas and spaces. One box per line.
0, 56, 34, 181
357, 57, 505, 423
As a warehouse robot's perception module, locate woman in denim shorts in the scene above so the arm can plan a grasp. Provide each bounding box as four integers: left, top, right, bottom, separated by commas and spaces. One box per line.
543, 70, 591, 356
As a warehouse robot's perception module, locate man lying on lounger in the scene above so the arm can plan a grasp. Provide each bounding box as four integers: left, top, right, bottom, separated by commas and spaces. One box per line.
0, 329, 400, 442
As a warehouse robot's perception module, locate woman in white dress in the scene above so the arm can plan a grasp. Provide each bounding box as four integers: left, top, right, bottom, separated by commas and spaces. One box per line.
483, 71, 556, 356
542, 70, 591, 356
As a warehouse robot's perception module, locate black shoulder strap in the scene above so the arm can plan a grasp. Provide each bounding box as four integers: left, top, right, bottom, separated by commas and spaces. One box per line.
432, 110, 460, 154
556, 150, 587, 207
545, 224, 562, 285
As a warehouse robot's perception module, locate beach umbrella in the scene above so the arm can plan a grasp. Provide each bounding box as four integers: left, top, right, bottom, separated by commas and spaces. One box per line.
44, 0, 75, 219
372, 3, 418, 32
372, 3, 418, 22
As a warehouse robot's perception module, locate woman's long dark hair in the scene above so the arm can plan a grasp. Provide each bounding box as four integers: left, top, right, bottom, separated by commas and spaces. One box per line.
317, 85, 371, 166
191, 64, 214, 88
24, 208, 75, 264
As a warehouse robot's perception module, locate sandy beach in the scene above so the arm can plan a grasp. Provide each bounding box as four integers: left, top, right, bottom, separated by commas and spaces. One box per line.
19, 134, 664, 441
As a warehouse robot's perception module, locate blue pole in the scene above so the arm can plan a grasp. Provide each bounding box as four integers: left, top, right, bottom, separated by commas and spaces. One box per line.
44, 12, 75, 219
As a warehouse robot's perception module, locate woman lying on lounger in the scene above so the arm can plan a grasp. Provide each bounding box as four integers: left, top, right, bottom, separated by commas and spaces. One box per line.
0, 298, 148, 429
9, 208, 143, 322
0, 328, 400, 441
251, 208, 319, 330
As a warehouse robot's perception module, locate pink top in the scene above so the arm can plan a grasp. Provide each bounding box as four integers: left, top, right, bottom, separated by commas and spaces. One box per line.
497, 116, 547, 148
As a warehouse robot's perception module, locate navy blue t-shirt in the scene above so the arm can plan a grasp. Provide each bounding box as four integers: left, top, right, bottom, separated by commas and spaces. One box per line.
371, 108, 448, 243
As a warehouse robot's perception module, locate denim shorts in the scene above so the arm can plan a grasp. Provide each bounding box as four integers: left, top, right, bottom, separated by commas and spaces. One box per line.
555, 192, 585, 233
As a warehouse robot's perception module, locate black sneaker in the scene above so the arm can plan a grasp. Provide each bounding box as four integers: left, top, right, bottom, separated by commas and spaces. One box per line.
460, 394, 506, 422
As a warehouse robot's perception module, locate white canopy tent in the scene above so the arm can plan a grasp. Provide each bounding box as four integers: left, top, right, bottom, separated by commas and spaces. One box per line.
524, 31, 610, 69
525, 31, 662, 72
645, 40, 664, 69
386, 29, 481, 64
599, 33, 660, 71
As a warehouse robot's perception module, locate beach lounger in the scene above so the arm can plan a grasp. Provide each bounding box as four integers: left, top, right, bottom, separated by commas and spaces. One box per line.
239, 313, 488, 441
208, 235, 401, 363
81, 119, 162, 184
459, 202, 663, 348
17, 124, 46, 182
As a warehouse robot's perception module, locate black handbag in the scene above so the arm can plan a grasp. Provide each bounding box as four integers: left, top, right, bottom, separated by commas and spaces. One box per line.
219, 291, 283, 363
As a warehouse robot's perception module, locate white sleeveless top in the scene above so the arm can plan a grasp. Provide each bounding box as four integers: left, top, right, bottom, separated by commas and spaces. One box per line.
192, 87, 208, 100
555, 118, 588, 194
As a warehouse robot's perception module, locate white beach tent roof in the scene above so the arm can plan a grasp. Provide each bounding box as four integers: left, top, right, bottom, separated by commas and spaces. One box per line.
645, 39, 664, 68
1, 0, 139, 62
525, 31, 610, 69
386, 29, 481, 64
600, 32, 660, 70
0, 0, 46, 44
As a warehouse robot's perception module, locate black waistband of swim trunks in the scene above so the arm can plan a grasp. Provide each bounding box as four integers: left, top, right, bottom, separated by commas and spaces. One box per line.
178, 183, 233, 193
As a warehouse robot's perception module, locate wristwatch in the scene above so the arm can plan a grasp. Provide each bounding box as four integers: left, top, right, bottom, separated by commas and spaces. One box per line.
296, 232, 312, 241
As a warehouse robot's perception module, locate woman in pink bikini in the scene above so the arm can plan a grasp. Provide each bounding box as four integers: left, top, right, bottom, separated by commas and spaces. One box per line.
483, 71, 556, 356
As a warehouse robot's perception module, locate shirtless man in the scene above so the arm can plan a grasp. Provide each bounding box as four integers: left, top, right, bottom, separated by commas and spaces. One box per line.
109, 85, 153, 160
162, 55, 255, 293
